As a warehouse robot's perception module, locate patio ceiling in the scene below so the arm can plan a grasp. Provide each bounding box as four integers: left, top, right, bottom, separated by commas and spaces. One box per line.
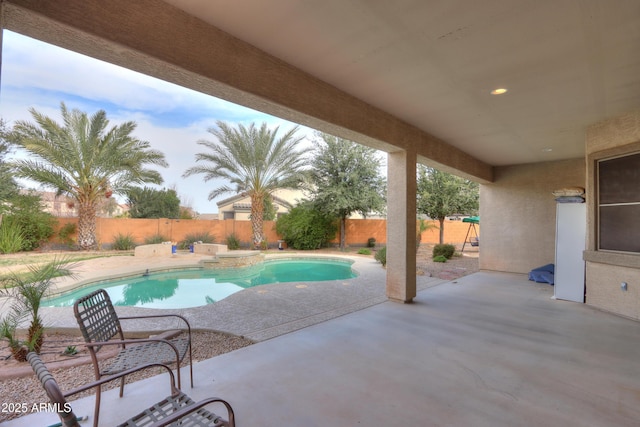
2, 0, 640, 175
161, 0, 640, 167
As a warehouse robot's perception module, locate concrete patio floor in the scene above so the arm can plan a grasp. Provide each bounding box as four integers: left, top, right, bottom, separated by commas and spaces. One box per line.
7, 270, 640, 426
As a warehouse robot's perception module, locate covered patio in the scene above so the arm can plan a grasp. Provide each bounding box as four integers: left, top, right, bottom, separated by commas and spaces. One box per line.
7, 271, 640, 426
2, 0, 639, 315
1, 1, 640, 425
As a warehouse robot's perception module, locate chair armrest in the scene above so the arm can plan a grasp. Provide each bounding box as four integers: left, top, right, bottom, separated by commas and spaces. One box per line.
63, 363, 178, 398
118, 314, 192, 337
148, 396, 236, 427
85, 337, 182, 361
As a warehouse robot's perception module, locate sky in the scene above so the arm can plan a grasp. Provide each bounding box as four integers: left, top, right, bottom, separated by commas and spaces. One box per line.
0, 30, 317, 213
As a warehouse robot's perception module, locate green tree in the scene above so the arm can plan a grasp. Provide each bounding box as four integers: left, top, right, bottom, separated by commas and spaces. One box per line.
9, 103, 168, 249
0, 118, 19, 214
183, 121, 308, 247
310, 133, 386, 250
127, 187, 181, 219
417, 165, 479, 244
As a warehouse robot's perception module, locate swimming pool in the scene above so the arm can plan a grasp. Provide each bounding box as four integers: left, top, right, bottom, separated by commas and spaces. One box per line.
44, 258, 357, 309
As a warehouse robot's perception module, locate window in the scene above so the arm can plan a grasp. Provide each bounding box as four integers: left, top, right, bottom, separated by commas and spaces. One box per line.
597, 151, 640, 252
223, 211, 235, 220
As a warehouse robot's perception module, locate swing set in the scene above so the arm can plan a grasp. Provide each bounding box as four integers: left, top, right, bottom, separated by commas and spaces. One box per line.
461, 216, 479, 252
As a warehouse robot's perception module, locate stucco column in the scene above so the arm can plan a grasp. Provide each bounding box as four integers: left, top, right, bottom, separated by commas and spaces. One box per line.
386, 149, 417, 303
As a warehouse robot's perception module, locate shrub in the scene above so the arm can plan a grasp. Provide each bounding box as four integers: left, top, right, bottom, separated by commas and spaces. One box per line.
433, 255, 448, 263
4, 192, 55, 251
0, 218, 24, 254
144, 233, 169, 244
63, 345, 78, 356
113, 233, 136, 250
366, 237, 376, 248
180, 231, 215, 249
357, 248, 372, 255
433, 243, 456, 260
275, 204, 337, 250
374, 246, 387, 267
416, 219, 438, 248
57, 222, 77, 248
226, 233, 241, 250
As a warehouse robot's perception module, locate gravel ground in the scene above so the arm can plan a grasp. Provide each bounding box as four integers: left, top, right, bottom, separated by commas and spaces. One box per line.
416, 244, 479, 280
0, 330, 253, 423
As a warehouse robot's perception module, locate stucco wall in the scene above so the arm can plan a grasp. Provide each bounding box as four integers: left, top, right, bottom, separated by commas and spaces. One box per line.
584, 110, 640, 320
52, 217, 476, 248
479, 159, 585, 274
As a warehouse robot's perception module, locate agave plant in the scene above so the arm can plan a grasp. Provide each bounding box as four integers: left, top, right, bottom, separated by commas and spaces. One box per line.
0, 257, 75, 355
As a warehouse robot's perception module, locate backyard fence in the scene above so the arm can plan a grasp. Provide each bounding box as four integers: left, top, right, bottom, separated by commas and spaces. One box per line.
50, 217, 478, 249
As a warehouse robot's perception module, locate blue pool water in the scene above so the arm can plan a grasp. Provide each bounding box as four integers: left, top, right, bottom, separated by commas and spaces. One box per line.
44, 258, 357, 309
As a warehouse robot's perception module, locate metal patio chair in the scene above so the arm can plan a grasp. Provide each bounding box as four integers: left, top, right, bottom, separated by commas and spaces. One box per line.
27, 352, 234, 427
74, 288, 193, 427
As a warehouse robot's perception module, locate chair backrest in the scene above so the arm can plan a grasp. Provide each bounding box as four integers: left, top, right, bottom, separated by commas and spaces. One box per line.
73, 289, 123, 352
27, 352, 80, 427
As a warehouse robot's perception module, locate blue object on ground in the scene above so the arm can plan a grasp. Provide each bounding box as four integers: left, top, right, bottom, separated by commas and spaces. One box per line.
528, 264, 555, 285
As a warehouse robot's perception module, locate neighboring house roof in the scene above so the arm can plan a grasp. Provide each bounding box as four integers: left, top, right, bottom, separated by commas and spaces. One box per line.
217, 193, 295, 211
216, 192, 249, 208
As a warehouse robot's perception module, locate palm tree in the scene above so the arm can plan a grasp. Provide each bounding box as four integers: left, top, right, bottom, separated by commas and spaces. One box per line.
184, 121, 309, 247
1, 257, 74, 359
9, 103, 168, 249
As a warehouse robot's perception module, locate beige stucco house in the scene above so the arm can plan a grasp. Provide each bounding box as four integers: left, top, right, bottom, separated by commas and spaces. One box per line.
2, 1, 639, 322
27, 190, 128, 218
216, 188, 385, 220
216, 188, 306, 220
37, 191, 77, 218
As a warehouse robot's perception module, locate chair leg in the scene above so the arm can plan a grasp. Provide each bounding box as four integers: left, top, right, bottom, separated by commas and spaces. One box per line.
119, 375, 125, 398
176, 361, 181, 389
189, 345, 194, 388
93, 384, 101, 427
189, 359, 194, 388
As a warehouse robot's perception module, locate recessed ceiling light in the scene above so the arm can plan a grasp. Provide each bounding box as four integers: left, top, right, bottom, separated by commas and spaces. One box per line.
491, 88, 508, 95
542, 148, 553, 152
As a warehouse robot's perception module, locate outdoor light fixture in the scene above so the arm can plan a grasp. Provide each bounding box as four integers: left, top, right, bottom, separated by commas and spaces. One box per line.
490, 88, 508, 95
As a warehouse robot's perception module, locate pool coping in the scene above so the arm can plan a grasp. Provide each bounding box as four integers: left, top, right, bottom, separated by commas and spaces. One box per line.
43, 254, 359, 305
7, 251, 449, 343
42, 253, 358, 300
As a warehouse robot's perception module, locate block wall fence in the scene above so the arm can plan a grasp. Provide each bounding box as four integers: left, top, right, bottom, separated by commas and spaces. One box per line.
51, 218, 478, 248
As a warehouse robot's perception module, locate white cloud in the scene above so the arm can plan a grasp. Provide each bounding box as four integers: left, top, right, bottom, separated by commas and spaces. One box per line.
0, 31, 317, 212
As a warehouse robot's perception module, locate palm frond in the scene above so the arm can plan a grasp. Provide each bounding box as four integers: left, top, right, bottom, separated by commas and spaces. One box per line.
9, 103, 168, 249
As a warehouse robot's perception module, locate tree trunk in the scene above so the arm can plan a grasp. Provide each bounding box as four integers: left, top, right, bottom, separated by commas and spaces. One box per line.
340, 216, 346, 250
28, 319, 44, 354
77, 201, 98, 250
10, 344, 27, 362
438, 217, 446, 244
250, 193, 265, 248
